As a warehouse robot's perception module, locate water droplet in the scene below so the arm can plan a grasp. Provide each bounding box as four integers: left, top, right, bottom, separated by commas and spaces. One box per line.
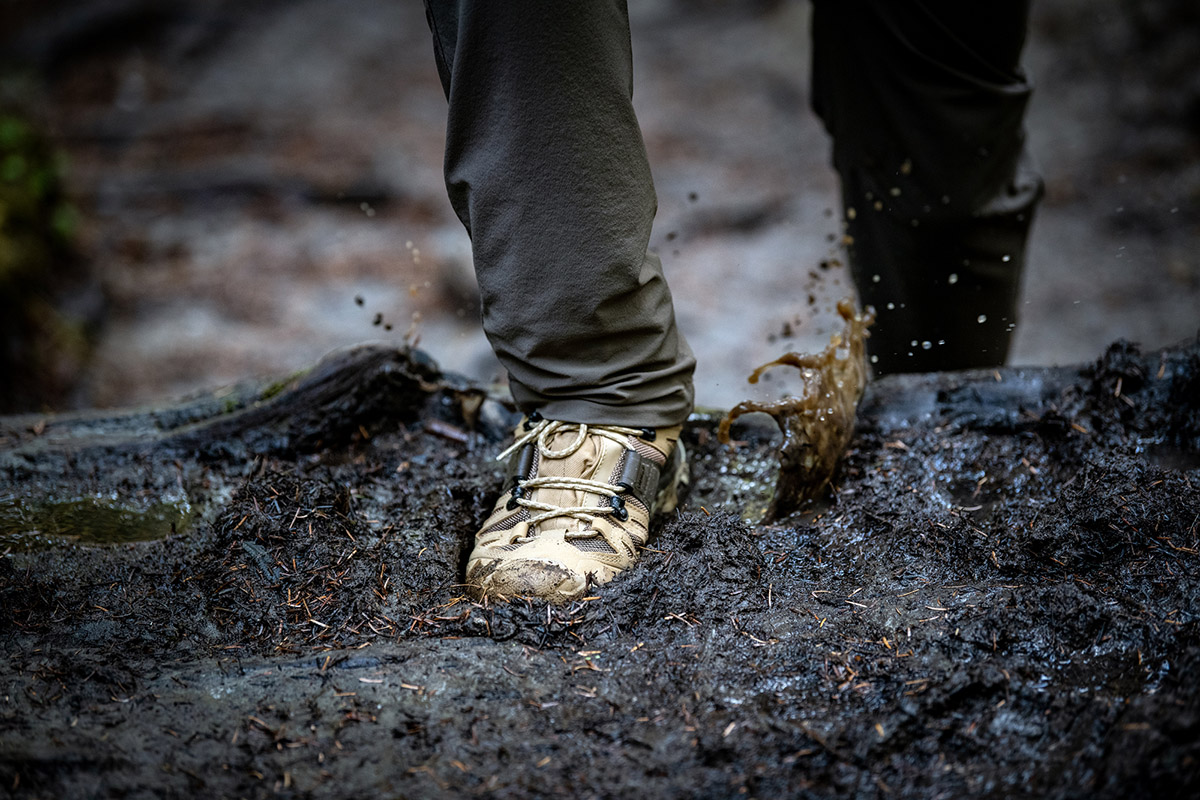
870, 355, 879, 363
872, 274, 881, 283
921, 341, 932, 350
889, 187, 901, 197
910, 340, 919, 347
1001, 255, 1011, 262
937, 339, 945, 345
948, 273, 958, 284
977, 315, 987, 323
847, 207, 857, 220
886, 302, 895, 310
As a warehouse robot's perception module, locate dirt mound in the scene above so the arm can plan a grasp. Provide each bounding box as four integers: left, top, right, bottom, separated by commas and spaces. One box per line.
2, 337, 1198, 798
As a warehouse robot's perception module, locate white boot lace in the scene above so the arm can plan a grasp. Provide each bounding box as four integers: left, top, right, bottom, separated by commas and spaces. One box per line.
496, 419, 647, 541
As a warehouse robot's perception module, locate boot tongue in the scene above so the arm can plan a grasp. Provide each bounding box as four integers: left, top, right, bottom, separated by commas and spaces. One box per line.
534, 428, 625, 532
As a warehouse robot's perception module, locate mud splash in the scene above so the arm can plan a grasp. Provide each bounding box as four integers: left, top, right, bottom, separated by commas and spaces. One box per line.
719, 297, 874, 520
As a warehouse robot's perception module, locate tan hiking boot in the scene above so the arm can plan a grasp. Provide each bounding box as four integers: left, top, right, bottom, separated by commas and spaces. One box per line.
466, 414, 687, 604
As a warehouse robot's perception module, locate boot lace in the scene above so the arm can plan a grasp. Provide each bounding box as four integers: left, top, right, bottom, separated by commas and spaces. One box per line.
496, 418, 646, 544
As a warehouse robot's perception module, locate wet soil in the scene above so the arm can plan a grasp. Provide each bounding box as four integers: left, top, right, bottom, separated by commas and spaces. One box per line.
2, 336, 1198, 799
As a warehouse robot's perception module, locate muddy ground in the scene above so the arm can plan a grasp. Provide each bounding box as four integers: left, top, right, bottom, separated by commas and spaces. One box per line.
2, 335, 1198, 799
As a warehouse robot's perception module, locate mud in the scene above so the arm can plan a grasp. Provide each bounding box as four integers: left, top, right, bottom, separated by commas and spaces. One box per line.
720, 298, 874, 520
2, 336, 1199, 799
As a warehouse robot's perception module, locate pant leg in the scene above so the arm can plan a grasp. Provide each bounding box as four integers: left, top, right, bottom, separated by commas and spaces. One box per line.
811, 0, 1043, 374
423, 0, 695, 427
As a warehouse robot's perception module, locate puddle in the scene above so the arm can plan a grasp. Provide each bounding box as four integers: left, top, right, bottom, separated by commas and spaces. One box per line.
0, 492, 193, 549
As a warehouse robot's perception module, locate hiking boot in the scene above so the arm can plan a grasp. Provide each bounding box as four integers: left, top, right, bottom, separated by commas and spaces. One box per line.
466, 414, 687, 604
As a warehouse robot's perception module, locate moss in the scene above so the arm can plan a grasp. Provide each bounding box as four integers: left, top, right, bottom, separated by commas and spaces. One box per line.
259, 380, 290, 403
259, 368, 312, 403
0, 105, 93, 413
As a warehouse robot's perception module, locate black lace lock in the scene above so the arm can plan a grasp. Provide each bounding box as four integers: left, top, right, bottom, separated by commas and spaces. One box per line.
523, 410, 544, 430
506, 485, 524, 511
609, 494, 629, 522
639, 427, 656, 441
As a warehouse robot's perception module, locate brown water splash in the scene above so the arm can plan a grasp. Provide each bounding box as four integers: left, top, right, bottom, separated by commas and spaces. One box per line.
718, 298, 874, 520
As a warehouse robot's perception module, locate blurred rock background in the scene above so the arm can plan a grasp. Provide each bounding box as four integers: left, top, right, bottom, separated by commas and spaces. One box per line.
0, 0, 1196, 413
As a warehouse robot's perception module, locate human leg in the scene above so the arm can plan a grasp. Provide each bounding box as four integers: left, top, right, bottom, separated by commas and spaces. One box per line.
811, 0, 1043, 373
423, 1, 693, 601
424, 0, 694, 426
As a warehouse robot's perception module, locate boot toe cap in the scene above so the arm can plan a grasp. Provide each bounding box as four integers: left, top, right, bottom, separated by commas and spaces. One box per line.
469, 558, 589, 604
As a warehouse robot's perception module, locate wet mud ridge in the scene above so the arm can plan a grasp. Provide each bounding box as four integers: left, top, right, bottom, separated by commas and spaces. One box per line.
2, 337, 1199, 799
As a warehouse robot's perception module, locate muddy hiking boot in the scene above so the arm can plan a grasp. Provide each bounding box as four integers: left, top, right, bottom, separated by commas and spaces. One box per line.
466, 414, 687, 604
